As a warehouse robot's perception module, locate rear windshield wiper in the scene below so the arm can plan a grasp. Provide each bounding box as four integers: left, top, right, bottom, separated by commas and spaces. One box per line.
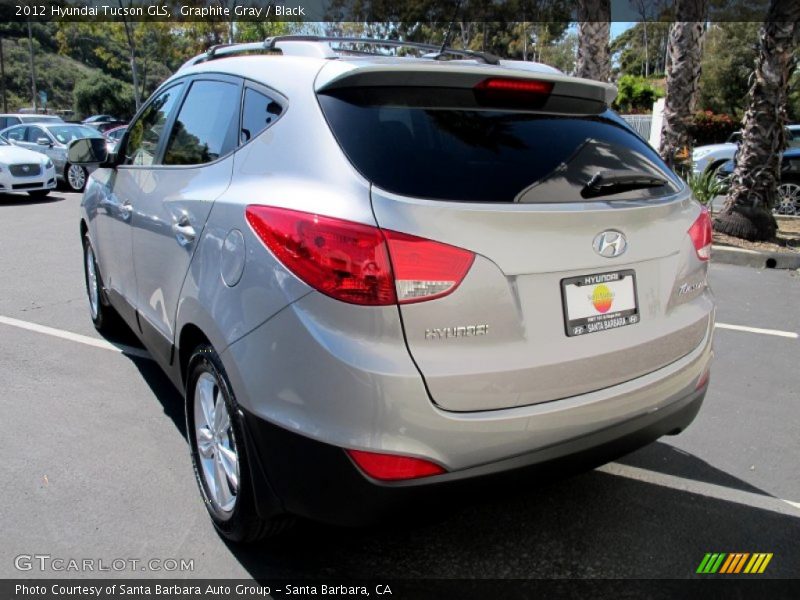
581, 170, 668, 199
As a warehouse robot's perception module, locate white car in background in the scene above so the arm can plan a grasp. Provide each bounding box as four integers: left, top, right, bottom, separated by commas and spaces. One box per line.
0, 135, 57, 198
691, 132, 740, 177
692, 125, 800, 176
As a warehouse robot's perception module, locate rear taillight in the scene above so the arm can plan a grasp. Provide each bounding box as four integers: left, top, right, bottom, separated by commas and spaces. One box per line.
245, 206, 474, 306
383, 229, 474, 304
688, 207, 712, 261
346, 449, 446, 481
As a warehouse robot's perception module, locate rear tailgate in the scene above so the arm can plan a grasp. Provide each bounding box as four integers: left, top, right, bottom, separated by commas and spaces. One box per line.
370, 191, 711, 411
316, 62, 713, 412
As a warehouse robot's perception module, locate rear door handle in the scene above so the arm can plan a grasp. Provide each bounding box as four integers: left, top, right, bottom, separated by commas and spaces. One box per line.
172, 214, 196, 246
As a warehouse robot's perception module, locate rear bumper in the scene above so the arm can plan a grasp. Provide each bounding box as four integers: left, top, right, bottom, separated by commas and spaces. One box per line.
241, 384, 707, 526
222, 292, 714, 473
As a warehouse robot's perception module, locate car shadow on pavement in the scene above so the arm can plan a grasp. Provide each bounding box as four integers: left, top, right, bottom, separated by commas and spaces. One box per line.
106, 336, 799, 580
0, 191, 66, 205
223, 441, 799, 579
100, 319, 187, 439
128, 355, 187, 438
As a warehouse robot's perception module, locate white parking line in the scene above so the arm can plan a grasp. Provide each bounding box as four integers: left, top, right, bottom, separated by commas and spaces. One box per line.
599, 462, 800, 518
715, 322, 798, 339
0, 315, 151, 360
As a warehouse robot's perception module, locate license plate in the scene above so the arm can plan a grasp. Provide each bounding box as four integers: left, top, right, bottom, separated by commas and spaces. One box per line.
561, 270, 640, 337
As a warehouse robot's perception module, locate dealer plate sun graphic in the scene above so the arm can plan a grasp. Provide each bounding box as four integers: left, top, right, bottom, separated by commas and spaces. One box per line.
561, 270, 640, 337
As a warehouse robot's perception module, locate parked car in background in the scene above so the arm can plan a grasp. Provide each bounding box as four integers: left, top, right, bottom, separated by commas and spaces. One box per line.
0, 113, 64, 130
83, 115, 118, 124
83, 115, 127, 134
103, 125, 127, 154
0, 134, 57, 197
0, 122, 104, 191
691, 131, 740, 177
715, 147, 800, 215
72, 37, 714, 542
692, 126, 800, 178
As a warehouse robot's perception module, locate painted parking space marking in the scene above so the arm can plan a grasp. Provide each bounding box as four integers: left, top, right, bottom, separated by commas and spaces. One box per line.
599, 462, 800, 518
0, 315, 152, 360
715, 322, 798, 339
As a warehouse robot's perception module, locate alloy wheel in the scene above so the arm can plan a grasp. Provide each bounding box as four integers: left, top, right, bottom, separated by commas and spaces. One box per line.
85, 244, 99, 320
194, 372, 240, 516
67, 164, 86, 191
775, 182, 800, 216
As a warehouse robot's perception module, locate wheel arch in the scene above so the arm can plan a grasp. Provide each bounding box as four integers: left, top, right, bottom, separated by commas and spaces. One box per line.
705, 159, 729, 176
178, 323, 212, 388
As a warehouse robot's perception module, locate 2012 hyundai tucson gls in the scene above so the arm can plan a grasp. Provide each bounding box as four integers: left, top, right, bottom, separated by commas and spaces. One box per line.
71, 37, 714, 542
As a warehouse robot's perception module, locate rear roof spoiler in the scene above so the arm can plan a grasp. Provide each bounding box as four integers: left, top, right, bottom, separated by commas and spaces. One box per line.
315, 63, 617, 107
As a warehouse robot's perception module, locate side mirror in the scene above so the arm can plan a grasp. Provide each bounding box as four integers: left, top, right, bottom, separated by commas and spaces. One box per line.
68, 138, 109, 165
37, 137, 51, 146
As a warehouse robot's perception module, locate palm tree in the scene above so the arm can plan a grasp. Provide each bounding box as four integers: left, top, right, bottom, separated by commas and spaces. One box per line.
713, 2, 800, 240
576, 0, 610, 82
659, 0, 708, 170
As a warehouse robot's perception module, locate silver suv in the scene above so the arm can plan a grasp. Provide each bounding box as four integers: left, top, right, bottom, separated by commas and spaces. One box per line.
72, 37, 715, 542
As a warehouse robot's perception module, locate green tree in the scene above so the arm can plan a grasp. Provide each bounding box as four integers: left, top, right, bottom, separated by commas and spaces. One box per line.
697, 22, 760, 115
714, 2, 800, 240
56, 21, 178, 110
73, 72, 135, 119
611, 21, 672, 77
613, 75, 664, 112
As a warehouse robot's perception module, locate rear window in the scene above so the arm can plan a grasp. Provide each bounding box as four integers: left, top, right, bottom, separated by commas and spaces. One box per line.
318, 87, 680, 203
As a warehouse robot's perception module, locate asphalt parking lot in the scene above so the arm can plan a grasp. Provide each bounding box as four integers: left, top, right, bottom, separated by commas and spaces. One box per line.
1, 190, 798, 580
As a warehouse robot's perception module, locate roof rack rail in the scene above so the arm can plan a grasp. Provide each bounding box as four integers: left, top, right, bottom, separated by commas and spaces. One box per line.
183, 35, 501, 68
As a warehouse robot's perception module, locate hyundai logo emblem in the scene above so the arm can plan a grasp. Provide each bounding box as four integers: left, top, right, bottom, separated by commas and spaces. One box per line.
593, 230, 627, 258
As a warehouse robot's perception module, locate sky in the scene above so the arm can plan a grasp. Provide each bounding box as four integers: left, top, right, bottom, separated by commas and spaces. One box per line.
611, 22, 635, 40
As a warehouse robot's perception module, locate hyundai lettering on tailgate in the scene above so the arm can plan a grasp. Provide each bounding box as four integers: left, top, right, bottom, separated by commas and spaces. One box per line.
561, 270, 640, 337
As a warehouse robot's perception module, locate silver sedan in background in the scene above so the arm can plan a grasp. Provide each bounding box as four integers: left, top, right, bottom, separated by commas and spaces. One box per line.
0, 123, 104, 191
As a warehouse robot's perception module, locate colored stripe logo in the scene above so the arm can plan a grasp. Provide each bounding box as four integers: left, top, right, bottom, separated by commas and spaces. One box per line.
696, 553, 773, 574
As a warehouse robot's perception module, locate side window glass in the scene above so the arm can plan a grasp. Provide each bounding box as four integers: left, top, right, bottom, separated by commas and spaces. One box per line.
123, 84, 183, 166
27, 127, 45, 143
0, 117, 6, 129
240, 88, 283, 145
6, 127, 26, 142
163, 80, 239, 166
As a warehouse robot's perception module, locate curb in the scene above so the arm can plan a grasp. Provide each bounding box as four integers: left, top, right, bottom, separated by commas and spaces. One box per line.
712, 245, 800, 270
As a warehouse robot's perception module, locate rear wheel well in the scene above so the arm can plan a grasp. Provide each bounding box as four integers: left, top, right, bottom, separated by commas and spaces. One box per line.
179, 325, 211, 389
80, 219, 88, 240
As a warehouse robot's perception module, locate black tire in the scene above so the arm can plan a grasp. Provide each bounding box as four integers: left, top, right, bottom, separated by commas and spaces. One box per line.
82, 234, 123, 335
28, 189, 51, 198
65, 163, 87, 192
186, 344, 292, 543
